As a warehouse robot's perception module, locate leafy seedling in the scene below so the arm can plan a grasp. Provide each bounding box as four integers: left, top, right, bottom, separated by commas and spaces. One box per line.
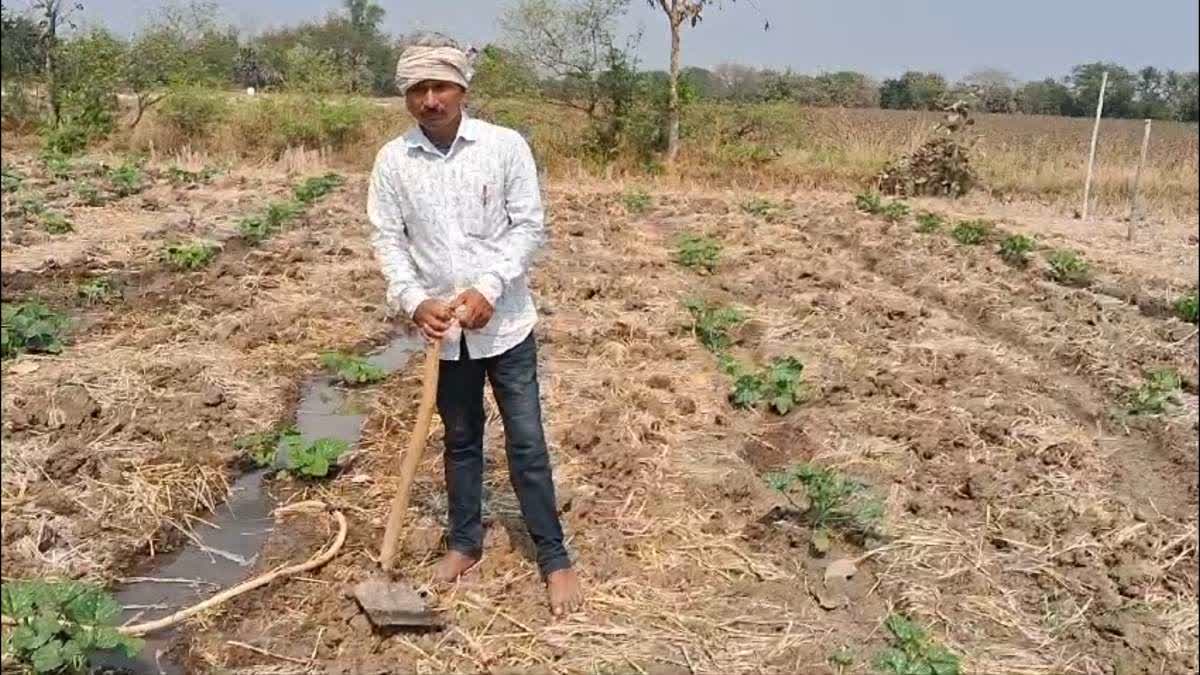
235, 425, 300, 468
875, 614, 961, 675
683, 298, 745, 352
237, 215, 272, 243
854, 191, 883, 214
1, 165, 22, 193
167, 166, 218, 186
675, 233, 721, 273
1126, 369, 1182, 416
915, 211, 944, 233
77, 277, 117, 305
19, 197, 46, 218
998, 233, 1035, 267
74, 180, 108, 206
1173, 291, 1198, 324
293, 173, 344, 204
1045, 249, 1090, 286
741, 197, 787, 221
265, 200, 301, 229
728, 356, 808, 415
162, 241, 218, 270
40, 212, 74, 235
765, 463, 883, 535
2, 301, 69, 360
42, 153, 73, 180
280, 436, 348, 478
320, 351, 386, 386
880, 200, 910, 223
730, 370, 765, 409
0, 579, 143, 673
622, 189, 651, 214
107, 162, 145, 197
951, 219, 990, 245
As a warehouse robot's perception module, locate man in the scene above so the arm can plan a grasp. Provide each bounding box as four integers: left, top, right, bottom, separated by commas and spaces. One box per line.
366, 35, 582, 617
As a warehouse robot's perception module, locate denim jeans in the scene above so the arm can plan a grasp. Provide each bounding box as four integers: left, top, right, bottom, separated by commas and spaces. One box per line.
436, 331, 570, 577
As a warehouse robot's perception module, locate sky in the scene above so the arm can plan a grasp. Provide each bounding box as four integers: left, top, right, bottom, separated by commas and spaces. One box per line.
45, 0, 1200, 81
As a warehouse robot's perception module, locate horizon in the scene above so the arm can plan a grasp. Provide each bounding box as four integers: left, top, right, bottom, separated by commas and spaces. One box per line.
32, 0, 1200, 83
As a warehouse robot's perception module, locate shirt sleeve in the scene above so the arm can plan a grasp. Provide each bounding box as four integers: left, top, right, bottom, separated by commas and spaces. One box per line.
471, 131, 546, 306
367, 147, 429, 318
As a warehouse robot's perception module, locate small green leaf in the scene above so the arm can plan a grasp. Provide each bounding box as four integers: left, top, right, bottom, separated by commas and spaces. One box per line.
92, 626, 123, 650
31, 640, 64, 673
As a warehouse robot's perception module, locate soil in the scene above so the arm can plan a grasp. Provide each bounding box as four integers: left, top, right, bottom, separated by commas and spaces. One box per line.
2, 152, 1197, 674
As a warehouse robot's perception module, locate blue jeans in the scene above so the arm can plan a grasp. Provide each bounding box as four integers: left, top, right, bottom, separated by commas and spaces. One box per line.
437, 331, 570, 578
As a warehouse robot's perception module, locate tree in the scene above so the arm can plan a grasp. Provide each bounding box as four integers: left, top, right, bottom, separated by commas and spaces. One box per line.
879, 71, 947, 110
1, 5, 45, 80
1068, 62, 1136, 118
1165, 70, 1199, 122
817, 71, 877, 108
471, 44, 538, 99
961, 68, 1017, 113
1016, 78, 1075, 116
710, 62, 764, 101
31, 0, 84, 127
500, 0, 635, 118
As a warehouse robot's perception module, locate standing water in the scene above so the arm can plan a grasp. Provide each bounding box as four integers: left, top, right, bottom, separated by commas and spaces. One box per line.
90, 334, 423, 674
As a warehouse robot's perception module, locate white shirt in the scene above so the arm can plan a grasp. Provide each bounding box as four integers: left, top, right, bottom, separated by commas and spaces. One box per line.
367, 114, 545, 361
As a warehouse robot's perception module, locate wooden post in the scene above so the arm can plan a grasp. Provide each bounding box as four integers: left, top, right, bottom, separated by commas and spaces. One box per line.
1082, 70, 1108, 221
1127, 118, 1152, 241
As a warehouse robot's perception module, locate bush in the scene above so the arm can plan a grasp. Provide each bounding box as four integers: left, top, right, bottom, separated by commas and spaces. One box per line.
158, 87, 230, 139
1046, 249, 1090, 286
162, 241, 218, 269
951, 220, 991, 245
998, 233, 1035, 266
674, 233, 721, 273
231, 95, 372, 156
1, 301, 69, 359
1174, 291, 1198, 324
40, 124, 92, 157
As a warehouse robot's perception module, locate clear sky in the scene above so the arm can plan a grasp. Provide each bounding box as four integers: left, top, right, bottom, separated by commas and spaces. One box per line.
53, 0, 1200, 81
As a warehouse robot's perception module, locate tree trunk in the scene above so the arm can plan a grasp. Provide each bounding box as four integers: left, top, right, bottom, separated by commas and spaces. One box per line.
665, 17, 682, 166
45, 3, 61, 127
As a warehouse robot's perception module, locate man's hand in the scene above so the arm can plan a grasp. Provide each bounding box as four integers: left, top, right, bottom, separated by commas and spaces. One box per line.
450, 289, 494, 330
413, 299, 454, 340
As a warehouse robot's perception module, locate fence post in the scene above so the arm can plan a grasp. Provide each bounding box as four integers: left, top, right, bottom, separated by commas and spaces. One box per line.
1127, 118, 1153, 242
1082, 70, 1108, 221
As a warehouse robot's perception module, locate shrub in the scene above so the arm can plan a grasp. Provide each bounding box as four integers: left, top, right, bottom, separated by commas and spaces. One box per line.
0, 579, 143, 673
675, 233, 721, 273
854, 191, 883, 214
622, 189, 651, 214
879, 200, 910, 223
1126, 369, 1182, 416
1173, 291, 1198, 324
320, 351, 386, 385
951, 219, 990, 245
998, 233, 1035, 266
293, 173, 344, 204
231, 96, 371, 155
875, 614, 961, 675
161, 241, 218, 270
1046, 249, 1090, 286
40, 123, 91, 157
915, 211, 944, 233
683, 299, 745, 352
40, 212, 74, 235
765, 463, 883, 533
158, 86, 230, 139
1, 302, 69, 359
107, 162, 145, 198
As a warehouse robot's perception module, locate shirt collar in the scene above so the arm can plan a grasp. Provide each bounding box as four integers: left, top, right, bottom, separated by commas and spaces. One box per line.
404, 111, 479, 156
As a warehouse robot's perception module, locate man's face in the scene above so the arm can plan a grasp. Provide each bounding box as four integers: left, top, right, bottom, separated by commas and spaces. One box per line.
405, 80, 466, 132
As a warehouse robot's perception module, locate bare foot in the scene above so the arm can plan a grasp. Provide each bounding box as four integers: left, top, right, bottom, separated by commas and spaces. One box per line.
546, 568, 582, 616
433, 550, 479, 582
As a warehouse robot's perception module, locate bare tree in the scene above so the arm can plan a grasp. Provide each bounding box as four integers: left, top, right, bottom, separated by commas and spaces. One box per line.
30, 0, 82, 126
645, 1, 764, 165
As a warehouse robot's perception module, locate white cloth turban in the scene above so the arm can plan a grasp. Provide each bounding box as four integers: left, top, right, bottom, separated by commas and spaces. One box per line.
395, 45, 473, 94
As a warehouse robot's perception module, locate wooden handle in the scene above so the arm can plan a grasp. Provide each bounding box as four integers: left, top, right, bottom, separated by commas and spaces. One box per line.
379, 338, 442, 571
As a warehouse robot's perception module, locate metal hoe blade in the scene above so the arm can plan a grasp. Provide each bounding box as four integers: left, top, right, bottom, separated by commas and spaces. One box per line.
352, 577, 438, 628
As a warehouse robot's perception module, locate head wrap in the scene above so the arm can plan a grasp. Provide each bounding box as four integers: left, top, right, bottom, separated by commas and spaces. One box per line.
395, 45, 473, 94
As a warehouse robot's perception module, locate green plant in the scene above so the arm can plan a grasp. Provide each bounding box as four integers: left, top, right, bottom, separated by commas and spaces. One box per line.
19, 197, 46, 218
235, 425, 300, 469
874, 614, 961, 675
280, 436, 348, 478
41, 124, 91, 157
320, 351, 386, 385
881, 201, 910, 223
675, 233, 721, 273
265, 200, 302, 229
829, 649, 855, 668
40, 212, 74, 235
998, 233, 1035, 266
764, 464, 882, 533
76, 278, 116, 305
166, 166, 219, 186
73, 181, 107, 207
1173, 291, 1198, 324
1, 165, 22, 193
729, 356, 807, 414
915, 211, 944, 233
683, 299, 746, 352
854, 191, 883, 214
1045, 249, 1090, 286
161, 241, 218, 270
237, 215, 271, 243
951, 219, 990, 245
1126, 369, 1182, 416
740, 197, 786, 221
622, 189, 651, 214
41, 152, 74, 180
1, 302, 69, 360
107, 163, 145, 198
293, 173, 345, 204
0, 579, 143, 673
158, 86, 230, 139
